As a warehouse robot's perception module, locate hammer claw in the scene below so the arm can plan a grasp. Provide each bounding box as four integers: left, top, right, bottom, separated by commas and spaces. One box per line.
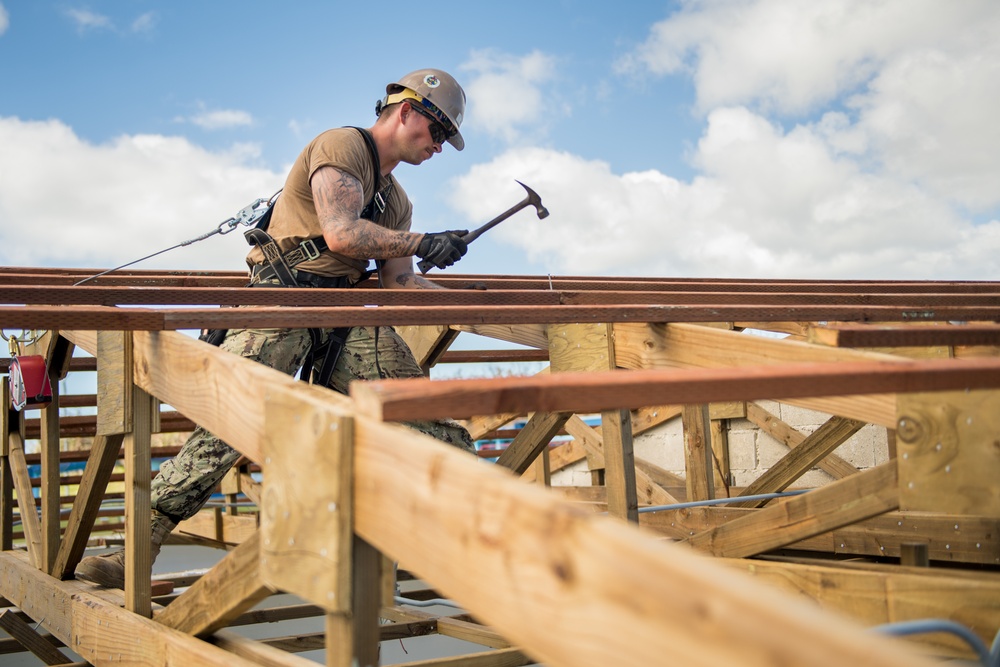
418, 180, 547, 273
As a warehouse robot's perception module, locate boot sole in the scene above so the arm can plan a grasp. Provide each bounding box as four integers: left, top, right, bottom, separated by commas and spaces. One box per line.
75, 561, 125, 589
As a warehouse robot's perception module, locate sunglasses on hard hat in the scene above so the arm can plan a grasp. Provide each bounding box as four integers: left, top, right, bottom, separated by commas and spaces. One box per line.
409, 101, 455, 145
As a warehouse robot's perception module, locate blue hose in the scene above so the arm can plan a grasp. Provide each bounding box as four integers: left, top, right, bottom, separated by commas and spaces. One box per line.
872, 619, 996, 667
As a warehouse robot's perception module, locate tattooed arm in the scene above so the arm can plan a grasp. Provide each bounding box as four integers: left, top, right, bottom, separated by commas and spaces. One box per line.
380, 256, 447, 290
311, 165, 423, 259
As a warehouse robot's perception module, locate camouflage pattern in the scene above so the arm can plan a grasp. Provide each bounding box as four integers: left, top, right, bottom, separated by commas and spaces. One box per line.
151, 324, 475, 522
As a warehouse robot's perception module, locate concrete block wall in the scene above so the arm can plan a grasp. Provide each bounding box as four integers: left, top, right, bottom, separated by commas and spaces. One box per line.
551, 401, 891, 490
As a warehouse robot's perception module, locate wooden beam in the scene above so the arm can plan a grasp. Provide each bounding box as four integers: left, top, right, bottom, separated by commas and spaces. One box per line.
547, 322, 638, 521
0, 550, 318, 667
38, 362, 62, 574
710, 416, 731, 497
897, 389, 1000, 516
719, 558, 1000, 658
0, 285, 563, 307
1, 384, 15, 552
8, 430, 42, 568
6, 267, 1000, 292
395, 324, 460, 371
452, 324, 549, 350
602, 408, 638, 522
464, 413, 525, 441
52, 433, 126, 579
684, 463, 900, 557
6, 302, 999, 331
682, 405, 714, 501
0, 608, 70, 665
642, 507, 1000, 564
730, 416, 865, 508
352, 418, 938, 667
259, 386, 353, 612
326, 536, 382, 667
495, 412, 571, 475
124, 351, 153, 617
349, 357, 1000, 422
614, 322, 901, 427
131, 329, 356, 465
389, 647, 535, 667
96, 331, 132, 436
810, 323, 1000, 348
154, 531, 274, 636
745, 402, 859, 480
437, 349, 549, 364
175, 511, 258, 547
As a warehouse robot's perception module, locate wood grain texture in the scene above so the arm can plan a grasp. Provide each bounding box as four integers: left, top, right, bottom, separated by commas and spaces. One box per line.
352, 419, 936, 667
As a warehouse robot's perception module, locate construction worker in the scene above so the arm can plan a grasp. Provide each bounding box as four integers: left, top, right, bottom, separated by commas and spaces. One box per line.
76, 68, 476, 588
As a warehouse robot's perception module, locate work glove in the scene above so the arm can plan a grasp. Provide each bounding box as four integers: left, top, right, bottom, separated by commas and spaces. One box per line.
416, 230, 469, 272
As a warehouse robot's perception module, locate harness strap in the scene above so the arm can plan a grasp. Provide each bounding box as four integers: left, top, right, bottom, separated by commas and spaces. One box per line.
306, 326, 352, 386
245, 227, 299, 287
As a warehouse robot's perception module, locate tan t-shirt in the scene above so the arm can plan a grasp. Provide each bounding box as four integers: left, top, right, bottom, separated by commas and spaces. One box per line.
246, 127, 413, 282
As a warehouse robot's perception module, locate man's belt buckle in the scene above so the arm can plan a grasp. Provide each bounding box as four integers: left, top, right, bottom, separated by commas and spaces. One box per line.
298, 239, 321, 262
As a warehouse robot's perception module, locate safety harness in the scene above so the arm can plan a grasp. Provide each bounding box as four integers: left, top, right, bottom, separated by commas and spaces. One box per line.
208, 127, 393, 386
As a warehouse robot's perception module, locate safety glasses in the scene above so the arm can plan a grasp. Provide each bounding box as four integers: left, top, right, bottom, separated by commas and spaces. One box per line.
410, 102, 452, 145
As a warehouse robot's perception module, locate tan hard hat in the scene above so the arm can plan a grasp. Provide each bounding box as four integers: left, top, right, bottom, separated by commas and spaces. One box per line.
380, 68, 466, 151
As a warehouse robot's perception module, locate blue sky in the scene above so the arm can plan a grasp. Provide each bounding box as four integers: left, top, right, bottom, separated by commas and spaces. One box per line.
2, 1, 999, 280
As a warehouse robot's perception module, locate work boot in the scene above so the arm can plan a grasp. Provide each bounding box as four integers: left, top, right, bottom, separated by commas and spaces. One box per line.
75, 510, 177, 588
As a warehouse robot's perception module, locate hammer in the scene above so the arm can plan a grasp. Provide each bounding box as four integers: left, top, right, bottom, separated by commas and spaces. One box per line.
418, 180, 549, 273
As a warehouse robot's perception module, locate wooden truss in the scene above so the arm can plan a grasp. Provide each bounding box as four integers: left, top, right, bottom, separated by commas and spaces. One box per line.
1, 266, 999, 666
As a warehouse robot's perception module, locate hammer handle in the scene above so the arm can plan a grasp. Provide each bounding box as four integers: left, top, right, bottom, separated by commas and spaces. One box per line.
463, 199, 531, 244
417, 199, 532, 273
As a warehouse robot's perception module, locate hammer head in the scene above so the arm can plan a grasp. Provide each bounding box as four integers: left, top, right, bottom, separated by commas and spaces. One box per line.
516, 180, 549, 219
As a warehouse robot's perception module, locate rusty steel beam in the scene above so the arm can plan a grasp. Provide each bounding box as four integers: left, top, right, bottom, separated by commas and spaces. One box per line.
4, 285, 1000, 308
4, 266, 1000, 293
3, 303, 999, 331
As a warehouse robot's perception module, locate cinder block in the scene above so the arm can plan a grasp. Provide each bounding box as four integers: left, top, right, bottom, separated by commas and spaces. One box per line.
727, 417, 757, 435
732, 469, 760, 487
873, 428, 891, 465
796, 468, 836, 488
752, 399, 781, 415
833, 424, 879, 469
778, 402, 829, 429
727, 430, 757, 472
551, 460, 589, 487
635, 421, 685, 471
758, 429, 798, 468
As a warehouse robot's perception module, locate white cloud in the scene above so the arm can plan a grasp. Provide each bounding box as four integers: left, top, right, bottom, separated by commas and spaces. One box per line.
130, 12, 158, 34
849, 43, 1000, 211
536, 0, 1000, 279
450, 113, 1000, 280
64, 7, 158, 35
65, 8, 113, 33
619, 0, 1000, 212
0, 117, 284, 272
618, 0, 994, 116
461, 49, 562, 143
0, 3, 9, 36
187, 108, 254, 130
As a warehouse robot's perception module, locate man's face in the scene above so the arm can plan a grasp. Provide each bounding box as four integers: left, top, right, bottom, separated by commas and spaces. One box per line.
400, 102, 445, 165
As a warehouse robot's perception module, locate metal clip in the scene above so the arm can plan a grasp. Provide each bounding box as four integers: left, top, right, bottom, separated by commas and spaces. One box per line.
218, 198, 267, 235
374, 191, 387, 214
298, 239, 321, 261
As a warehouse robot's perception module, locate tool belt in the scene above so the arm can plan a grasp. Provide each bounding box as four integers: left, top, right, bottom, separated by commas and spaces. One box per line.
246, 230, 333, 286
250, 264, 352, 289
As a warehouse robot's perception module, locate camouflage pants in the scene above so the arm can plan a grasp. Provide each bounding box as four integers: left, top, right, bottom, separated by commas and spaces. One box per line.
151, 325, 474, 522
